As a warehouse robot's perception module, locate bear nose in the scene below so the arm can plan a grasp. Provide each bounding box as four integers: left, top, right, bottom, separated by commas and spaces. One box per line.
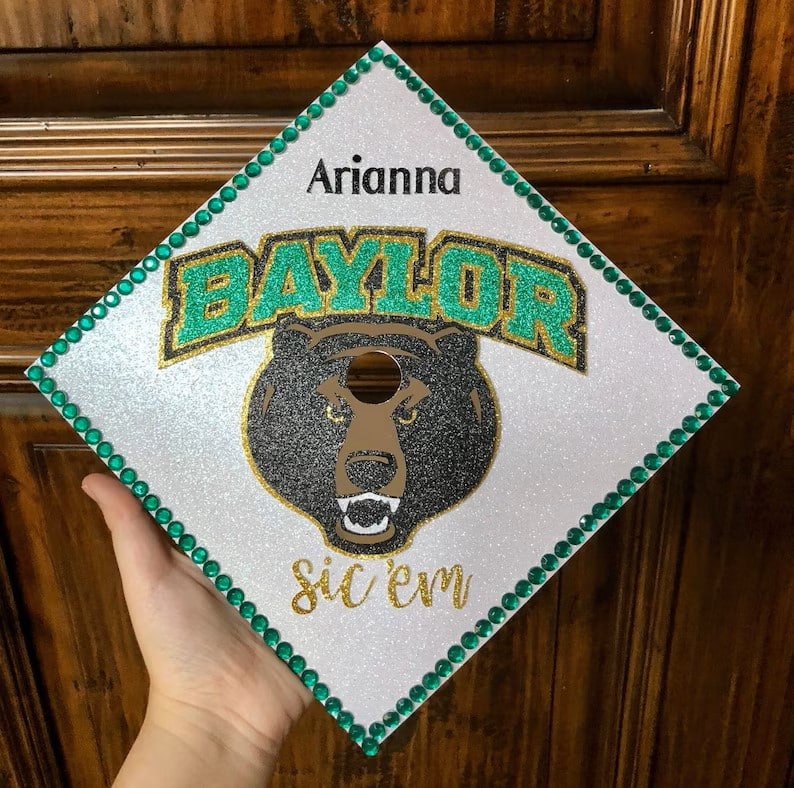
345, 452, 397, 491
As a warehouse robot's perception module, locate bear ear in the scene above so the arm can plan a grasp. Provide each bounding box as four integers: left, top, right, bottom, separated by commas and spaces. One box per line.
271, 318, 316, 357
434, 327, 477, 363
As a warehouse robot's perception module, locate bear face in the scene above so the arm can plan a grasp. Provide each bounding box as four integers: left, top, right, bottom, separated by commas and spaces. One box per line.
244, 315, 498, 556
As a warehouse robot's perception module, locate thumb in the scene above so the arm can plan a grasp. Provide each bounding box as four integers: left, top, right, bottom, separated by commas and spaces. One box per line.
82, 473, 174, 591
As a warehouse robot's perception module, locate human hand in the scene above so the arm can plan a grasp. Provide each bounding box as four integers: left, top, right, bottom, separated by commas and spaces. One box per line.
82, 473, 311, 787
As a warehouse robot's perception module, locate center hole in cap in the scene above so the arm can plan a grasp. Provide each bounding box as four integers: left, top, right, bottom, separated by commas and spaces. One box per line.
347, 352, 401, 404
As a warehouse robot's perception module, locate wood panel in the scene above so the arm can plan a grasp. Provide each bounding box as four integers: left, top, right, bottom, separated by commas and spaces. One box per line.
0, 0, 596, 48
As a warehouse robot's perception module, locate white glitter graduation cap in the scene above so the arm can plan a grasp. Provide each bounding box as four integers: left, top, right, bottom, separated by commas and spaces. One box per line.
27, 43, 738, 755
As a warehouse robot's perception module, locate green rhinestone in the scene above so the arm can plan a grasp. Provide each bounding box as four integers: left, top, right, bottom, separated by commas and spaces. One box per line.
465, 133, 482, 150
119, 467, 136, 485
343, 68, 359, 85
577, 242, 594, 258
602, 267, 619, 283
696, 355, 713, 371
369, 721, 387, 741
567, 527, 585, 545
142, 494, 159, 511
708, 389, 726, 406
551, 217, 569, 233
655, 316, 672, 332
251, 614, 268, 632
294, 114, 310, 131
288, 655, 306, 674
27, 365, 44, 381
62, 402, 78, 419
313, 683, 329, 701
263, 628, 279, 646
349, 724, 365, 743
227, 587, 244, 605
630, 466, 649, 483
129, 268, 146, 284
422, 672, 440, 690
269, 138, 286, 154
395, 697, 413, 715
73, 416, 90, 432
629, 291, 646, 307
203, 560, 220, 578
104, 292, 120, 307
475, 619, 493, 637
555, 541, 573, 558
538, 205, 555, 221
406, 76, 422, 91
461, 631, 479, 649
208, 197, 224, 213
325, 698, 342, 717
528, 566, 546, 584
382, 54, 399, 69
514, 181, 531, 196
257, 150, 275, 166
435, 659, 452, 678
107, 454, 124, 471
488, 606, 506, 624
454, 122, 470, 138
356, 57, 371, 73
592, 502, 610, 520
709, 367, 728, 384
502, 592, 519, 610
191, 546, 208, 564
429, 99, 446, 115
84, 428, 101, 445
669, 329, 686, 345
53, 339, 69, 354
644, 453, 662, 470
442, 110, 458, 127
117, 280, 133, 296
245, 161, 262, 178
168, 232, 185, 248
590, 254, 606, 270
40, 352, 57, 367
215, 574, 232, 591
394, 66, 411, 81
604, 492, 622, 510
155, 244, 171, 260
39, 378, 55, 393
383, 711, 400, 728
722, 379, 739, 396
78, 315, 95, 331
541, 554, 560, 571
682, 341, 700, 358
91, 302, 108, 318
52, 390, 68, 407
195, 209, 212, 225
275, 641, 292, 659
682, 415, 700, 433
477, 146, 494, 161
167, 521, 184, 538
178, 533, 196, 552
489, 158, 506, 173
418, 87, 435, 103
361, 737, 379, 757
617, 479, 636, 496
501, 170, 519, 186
409, 685, 427, 703
448, 645, 465, 663
642, 304, 660, 320
527, 193, 543, 209
657, 441, 674, 458
307, 103, 323, 119
65, 326, 83, 343
616, 279, 633, 295
563, 230, 581, 245
232, 173, 249, 189
319, 92, 335, 108
515, 579, 532, 598
220, 186, 237, 202
301, 669, 318, 688
182, 220, 200, 236
670, 428, 688, 445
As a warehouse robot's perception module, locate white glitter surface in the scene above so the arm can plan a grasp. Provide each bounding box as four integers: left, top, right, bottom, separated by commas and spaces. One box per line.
34, 43, 733, 742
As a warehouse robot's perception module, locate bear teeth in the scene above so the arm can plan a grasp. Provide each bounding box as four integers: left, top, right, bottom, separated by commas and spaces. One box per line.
336, 493, 400, 514
342, 514, 390, 535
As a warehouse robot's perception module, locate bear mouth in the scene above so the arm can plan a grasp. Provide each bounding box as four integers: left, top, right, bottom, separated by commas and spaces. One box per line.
336, 492, 400, 536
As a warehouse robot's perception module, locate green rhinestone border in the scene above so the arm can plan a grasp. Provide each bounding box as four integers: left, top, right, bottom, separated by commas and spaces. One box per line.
24, 42, 739, 755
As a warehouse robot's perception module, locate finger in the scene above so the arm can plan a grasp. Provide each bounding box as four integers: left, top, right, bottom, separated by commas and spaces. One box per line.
82, 473, 174, 590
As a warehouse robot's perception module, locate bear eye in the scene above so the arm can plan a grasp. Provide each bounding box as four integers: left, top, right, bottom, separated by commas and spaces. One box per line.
397, 407, 418, 425
325, 403, 346, 423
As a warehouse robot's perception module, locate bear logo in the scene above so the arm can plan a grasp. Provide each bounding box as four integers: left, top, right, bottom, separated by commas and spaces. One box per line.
243, 315, 498, 556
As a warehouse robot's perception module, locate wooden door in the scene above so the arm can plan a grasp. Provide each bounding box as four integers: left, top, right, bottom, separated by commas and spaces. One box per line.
1, 2, 791, 786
